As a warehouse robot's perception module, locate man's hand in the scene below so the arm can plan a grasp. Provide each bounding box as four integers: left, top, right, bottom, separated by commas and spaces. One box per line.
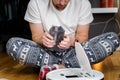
42, 32, 55, 48
58, 35, 75, 49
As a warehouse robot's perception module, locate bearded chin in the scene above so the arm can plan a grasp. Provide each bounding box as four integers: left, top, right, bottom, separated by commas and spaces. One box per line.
55, 5, 66, 10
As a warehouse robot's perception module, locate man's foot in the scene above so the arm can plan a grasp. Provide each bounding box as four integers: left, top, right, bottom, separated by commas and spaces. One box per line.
38, 64, 59, 80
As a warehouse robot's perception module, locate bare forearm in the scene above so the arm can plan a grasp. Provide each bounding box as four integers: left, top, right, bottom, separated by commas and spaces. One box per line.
29, 23, 44, 45
32, 34, 43, 45
75, 24, 90, 43
75, 34, 88, 43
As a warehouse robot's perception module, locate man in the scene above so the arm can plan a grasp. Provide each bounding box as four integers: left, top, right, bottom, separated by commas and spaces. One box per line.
6, 0, 120, 80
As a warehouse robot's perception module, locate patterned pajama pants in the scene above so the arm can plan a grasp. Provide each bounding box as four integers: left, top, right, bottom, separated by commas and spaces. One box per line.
6, 32, 120, 68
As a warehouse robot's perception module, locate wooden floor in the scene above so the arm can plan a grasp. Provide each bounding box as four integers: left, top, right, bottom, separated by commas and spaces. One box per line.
0, 51, 38, 80
92, 50, 120, 80
0, 50, 120, 80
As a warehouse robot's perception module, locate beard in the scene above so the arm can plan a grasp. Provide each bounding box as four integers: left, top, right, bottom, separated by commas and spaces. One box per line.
54, 4, 67, 10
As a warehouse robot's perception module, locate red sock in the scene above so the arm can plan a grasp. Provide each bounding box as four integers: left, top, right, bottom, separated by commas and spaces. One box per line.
38, 64, 58, 80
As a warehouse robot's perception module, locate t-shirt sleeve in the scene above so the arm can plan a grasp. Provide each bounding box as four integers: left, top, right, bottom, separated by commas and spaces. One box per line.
24, 0, 41, 23
78, 0, 94, 25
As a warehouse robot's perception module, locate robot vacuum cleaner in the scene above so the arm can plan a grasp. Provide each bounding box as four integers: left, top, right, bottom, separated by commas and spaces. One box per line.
46, 42, 104, 80
46, 68, 104, 80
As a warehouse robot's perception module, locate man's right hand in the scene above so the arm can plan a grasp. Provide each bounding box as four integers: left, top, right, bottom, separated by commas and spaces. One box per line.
42, 32, 55, 48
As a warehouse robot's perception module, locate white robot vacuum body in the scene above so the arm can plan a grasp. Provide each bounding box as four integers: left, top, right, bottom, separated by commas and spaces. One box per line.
46, 68, 104, 80
46, 42, 104, 80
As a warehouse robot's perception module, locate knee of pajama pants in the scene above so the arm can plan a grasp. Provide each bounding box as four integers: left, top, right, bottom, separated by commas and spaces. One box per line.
6, 37, 42, 66
6, 37, 24, 60
82, 32, 120, 64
